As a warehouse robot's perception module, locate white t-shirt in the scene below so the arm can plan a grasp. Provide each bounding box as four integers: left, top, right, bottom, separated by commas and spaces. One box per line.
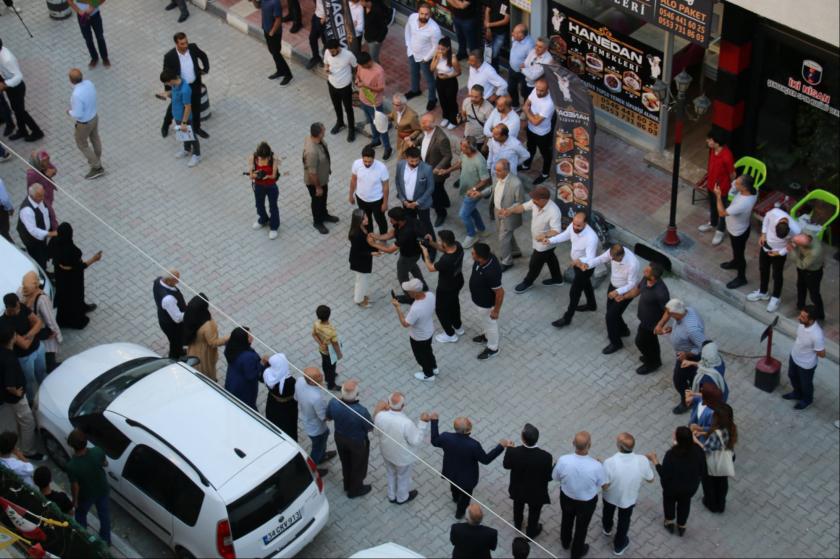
602, 452, 654, 508
405, 293, 436, 341
523, 199, 562, 251
352, 159, 389, 202
349, 1, 365, 35
0, 456, 35, 487
527, 90, 554, 136
552, 453, 606, 501
324, 49, 357, 89
791, 322, 825, 369
725, 193, 757, 237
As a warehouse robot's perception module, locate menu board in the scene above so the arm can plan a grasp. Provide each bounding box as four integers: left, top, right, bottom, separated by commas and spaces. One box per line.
543, 64, 596, 221
605, 0, 714, 47
548, 2, 663, 137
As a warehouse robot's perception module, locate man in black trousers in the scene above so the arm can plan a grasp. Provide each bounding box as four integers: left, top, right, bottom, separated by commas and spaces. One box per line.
252, 0, 293, 84
503, 423, 553, 538
450, 504, 498, 559
616, 262, 670, 375
152, 271, 187, 359
431, 414, 510, 519
164, 0, 190, 23
161, 33, 210, 139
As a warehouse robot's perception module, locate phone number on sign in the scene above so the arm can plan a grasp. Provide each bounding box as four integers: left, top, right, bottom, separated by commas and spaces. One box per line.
593, 94, 660, 136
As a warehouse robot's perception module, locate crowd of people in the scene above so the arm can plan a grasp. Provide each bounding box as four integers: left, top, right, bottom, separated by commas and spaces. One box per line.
0, 0, 835, 556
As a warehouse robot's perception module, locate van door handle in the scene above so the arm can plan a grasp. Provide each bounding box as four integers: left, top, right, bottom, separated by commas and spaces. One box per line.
107, 472, 119, 481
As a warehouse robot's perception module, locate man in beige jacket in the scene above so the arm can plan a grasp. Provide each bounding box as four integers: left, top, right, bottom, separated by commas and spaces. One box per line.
303, 122, 339, 234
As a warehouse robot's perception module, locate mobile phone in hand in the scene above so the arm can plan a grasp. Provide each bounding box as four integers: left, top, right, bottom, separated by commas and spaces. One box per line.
391, 289, 397, 300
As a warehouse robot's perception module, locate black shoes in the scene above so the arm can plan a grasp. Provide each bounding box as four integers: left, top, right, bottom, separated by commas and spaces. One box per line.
726, 276, 747, 289
405, 90, 421, 100
324, 215, 340, 223
165, 2, 177, 9
781, 391, 800, 400
279, 75, 293, 86
290, 24, 302, 33
514, 281, 533, 294
8, 130, 26, 141
602, 343, 622, 355
3, 123, 14, 137
177, 12, 189, 23
382, 147, 393, 161
330, 123, 345, 135
314, 223, 329, 234
542, 278, 563, 286
500, 263, 513, 273
636, 363, 660, 375
620, 326, 632, 337
318, 450, 337, 464
472, 334, 487, 344
720, 260, 735, 270
426, 100, 437, 111
348, 484, 372, 498
434, 214, 446, 227
161, 122, 169, 138
306, 57, 322, 70
477, 348, 499, 360
196, 129, 209, 139
672, 403, 689, 415
347, 129, 356, 142
576, 304, 597, 312
533, 174, 549, 185
365, 140, 382, 149
25, 131, 44, 142
395, 490, 418, 505
85, 303, 98, 312
551, 317, 571, 329
268, 71, 283, 79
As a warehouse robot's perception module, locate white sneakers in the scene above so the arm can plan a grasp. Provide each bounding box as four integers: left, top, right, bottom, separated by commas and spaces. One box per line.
446, 123, 457, 130
269, 230, 278, 240
462, 235, 477, 249
766, 297, 781, 312
252, 221, 265, 230
441, 119, 450, 127
712, 231, 725, 245
175, 149, 189, 159
698, 223, 714, 232
414, 372, 435, 382
454, 327, 465, 336
188, 155, 201, 167
746, 290, 770, 302
435, 332, 458, 343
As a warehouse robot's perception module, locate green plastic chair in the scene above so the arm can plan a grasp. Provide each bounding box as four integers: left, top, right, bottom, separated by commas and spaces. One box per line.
731, 156, 767, 201
790, 189, 840, 243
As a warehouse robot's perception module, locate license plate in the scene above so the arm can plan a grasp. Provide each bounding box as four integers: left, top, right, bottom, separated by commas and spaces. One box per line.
262, 510, 302, 545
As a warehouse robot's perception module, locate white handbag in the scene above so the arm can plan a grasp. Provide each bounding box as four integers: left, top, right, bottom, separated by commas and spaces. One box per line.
706, 430, 735, 478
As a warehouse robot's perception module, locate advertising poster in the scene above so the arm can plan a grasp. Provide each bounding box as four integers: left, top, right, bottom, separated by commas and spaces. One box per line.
324, 0, 354, 48
604, 0, 715, 47
542, 63, 595, 221
547, 2, 664, 137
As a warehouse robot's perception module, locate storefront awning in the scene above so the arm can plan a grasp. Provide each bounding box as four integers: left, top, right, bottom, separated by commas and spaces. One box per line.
727, 0, 839, 48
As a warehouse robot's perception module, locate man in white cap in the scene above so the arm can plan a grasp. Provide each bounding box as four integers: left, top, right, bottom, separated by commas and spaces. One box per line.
391, 278, 438, 382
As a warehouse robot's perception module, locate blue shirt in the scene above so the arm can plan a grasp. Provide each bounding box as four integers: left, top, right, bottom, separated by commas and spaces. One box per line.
69, 79, 97, 123
509, 36, 535, 72
171, 80, 192, 123
260, 0, 282, 33
325, 399, 373, 442
0, 178, 12, 211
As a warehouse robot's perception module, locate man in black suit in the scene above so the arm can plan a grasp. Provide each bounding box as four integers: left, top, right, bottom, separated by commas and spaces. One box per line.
431, 414, 511, 518
161, 32, 210, 139
450, 503, 498, 559
503, 423, 553, 538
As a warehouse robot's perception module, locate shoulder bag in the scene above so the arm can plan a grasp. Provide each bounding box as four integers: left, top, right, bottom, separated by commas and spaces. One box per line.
705, 429, 735, 478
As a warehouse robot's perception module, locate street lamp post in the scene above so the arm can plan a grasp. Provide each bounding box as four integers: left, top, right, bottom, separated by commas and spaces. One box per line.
652, 70, 711, 247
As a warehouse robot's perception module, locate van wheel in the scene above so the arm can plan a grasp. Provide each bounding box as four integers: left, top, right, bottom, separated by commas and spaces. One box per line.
174, 546, 195, 559
42, 431, 70, 470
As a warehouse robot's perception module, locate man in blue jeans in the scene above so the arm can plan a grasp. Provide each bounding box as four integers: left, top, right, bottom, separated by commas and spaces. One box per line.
446, 138, 490, 248
355, 53, 392, 160
66, 429, 111, 545
404, 3, 441, 111
447, 0, 480, 60
0, 293, 46, 405
295, 368, 337, 475
783, 305, 826, 410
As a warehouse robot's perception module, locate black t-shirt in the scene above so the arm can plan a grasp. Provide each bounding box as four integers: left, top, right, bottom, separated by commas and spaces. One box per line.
0, 306, 39, 358
451, 0, 479, 20
485, 0, 510, 35
434, 244, 465, 292
395, 220, 421, 259
46, 490, 74, 514
1, 347, 26, 404
469, 256, 502, 308
637, 278, 670, 330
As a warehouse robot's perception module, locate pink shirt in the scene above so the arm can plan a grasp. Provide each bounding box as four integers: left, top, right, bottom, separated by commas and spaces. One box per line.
356, 63, 386, 107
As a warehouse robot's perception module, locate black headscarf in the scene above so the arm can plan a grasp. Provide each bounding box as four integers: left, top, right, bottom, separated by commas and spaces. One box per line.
49, 222, 82, 266
224, 327, 252, 364
182, 293, 211, 346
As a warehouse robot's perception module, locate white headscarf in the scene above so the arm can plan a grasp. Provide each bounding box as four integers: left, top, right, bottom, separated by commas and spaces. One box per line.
263, 353, 290, 389
700, 342, 722, 369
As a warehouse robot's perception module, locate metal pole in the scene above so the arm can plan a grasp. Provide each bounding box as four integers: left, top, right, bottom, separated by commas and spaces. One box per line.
663, 96, 684, 246
657, 32, 675, 152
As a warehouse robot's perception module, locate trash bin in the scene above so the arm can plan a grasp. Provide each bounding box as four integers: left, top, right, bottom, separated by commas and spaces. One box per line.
199, 83, 211, 121
47, 0, 73, 19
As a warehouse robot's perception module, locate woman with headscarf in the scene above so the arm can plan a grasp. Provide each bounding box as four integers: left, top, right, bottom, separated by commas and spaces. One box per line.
26, 150, 58, 230
223, 327, 267, 410
263, 353, 298, 442
184, 294, 228, 382
48, 223, 102, 329
701, 402, 737, 513
683, 382, 722, 444
17, 271, 62, 372
682, 341, 729, 401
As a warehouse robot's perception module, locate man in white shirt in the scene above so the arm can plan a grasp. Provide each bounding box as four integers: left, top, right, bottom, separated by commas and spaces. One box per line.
552, 431, 606, 559
460, 85, 494, 147
391, 279, 438, 382
295, 368, 337, 473
483, 95, 520, 142
404, 3, 442, 111
67, 68, 104, 180
16, 184, 56, 271
498, 186, 563, 293
152, 270, 187, 359
582, 244, 641, 355
521, 78, 555, 184
486, 124, 530, 173
306, 0, 328, 69
348, 0, 365, 55
542, 212, 600, 329
349, 145, 390, 234
747, 207, 800, 312
0, 40, 44, 142
324, 39, 358, 142
783, 306, 826, 410
715, 174, 757, 289
467, 51, 507, 103
373, 392, 430, 504
520, 37, 552, 92
601, 433, 655, 556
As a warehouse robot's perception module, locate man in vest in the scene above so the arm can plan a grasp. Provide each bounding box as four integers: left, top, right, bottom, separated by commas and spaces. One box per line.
16, 184, 56, 271
152, 270, 186, 359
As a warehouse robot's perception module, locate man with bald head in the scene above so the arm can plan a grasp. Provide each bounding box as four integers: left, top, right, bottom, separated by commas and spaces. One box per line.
17, 183, 57, 271
152, 270, 187, 359
373, 392, 430, 504
295, 368, 336, 476
601, 432, 655, 556
552, 431, 606, 558
431, 413, 511, 519
326, 379, 374, 497
67, 68, 104, 180
507, 24, 535, 109
450, 503, 498, 558
409, 113, 452, 226
490, 159, 525, 272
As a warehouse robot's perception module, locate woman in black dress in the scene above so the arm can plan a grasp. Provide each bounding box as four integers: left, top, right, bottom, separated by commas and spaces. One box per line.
348, 209, 380, 308
649, 426, 707, 536
262, 353, 298, 442
48, 223, 102, 329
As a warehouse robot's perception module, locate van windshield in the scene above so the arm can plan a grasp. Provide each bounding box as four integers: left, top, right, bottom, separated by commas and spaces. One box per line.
226, 454, 313, 539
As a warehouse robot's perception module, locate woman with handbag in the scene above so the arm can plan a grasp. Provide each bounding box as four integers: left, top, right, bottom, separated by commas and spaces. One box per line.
430, 38, 461, 130
702, 403, 737, 513
648, 426, 707, 537
17, 271, 62, 372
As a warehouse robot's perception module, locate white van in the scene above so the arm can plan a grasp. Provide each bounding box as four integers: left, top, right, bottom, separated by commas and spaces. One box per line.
0, 236, 54, 300
35, 343, 329, 558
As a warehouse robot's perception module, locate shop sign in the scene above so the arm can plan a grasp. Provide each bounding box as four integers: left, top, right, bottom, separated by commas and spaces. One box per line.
542, 64, 596, 220
606, 0, 714, 47
324, 0, 353, 48
766, 58, 839, 118
548, 3, 663, 136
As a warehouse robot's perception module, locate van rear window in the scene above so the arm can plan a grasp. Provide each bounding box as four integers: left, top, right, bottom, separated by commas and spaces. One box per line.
226, 454, 313, 539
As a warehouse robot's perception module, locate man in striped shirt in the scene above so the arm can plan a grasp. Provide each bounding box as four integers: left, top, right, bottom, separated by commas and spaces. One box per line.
654, 298, 706, 415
